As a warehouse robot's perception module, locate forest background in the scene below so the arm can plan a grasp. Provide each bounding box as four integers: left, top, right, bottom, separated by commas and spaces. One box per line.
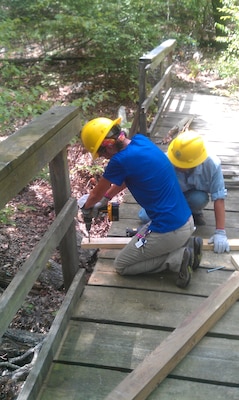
0, 0, 239, 137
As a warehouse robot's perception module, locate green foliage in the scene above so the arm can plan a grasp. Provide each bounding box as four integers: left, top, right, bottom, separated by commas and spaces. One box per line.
0, 203, 38, 225
0, 205, 16, 225
17, 204, 37, 212
0, 86, 50, 134
216, 0, 239, 82
188, 59, 201, 78
0, 0, 213, 78
72, 164, 104, 176
22, 300, 34, 315
35, 166, 51, 182
0, 62, 51, 133
0, 0, 238, 135
71, 89, 116, 112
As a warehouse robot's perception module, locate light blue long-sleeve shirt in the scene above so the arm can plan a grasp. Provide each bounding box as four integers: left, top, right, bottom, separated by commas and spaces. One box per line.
175, 154, 227, 201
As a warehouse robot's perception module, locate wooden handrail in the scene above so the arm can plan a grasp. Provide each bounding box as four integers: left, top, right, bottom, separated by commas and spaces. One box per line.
0, 198, 78, 339
0, 106, 81, 339
138, 39, 176, 135
0, 106, 80, 209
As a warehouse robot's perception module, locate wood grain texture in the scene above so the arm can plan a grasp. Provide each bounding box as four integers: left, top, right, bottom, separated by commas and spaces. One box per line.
104, 271, 239, 400
81, 236, 239, 250
17, 268, 86, 400
0, 106, 81, 209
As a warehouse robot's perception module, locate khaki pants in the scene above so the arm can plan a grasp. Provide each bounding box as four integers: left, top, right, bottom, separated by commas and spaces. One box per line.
114, 216, 194, 275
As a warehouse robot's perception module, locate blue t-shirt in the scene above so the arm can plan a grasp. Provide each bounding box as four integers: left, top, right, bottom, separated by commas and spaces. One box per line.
103, 134, 191, 233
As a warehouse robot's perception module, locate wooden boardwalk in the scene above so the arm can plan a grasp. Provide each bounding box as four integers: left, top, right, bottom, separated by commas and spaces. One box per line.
23, 91, 239, 400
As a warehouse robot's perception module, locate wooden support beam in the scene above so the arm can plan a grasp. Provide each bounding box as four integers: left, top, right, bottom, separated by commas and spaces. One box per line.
231, 255, 239, 271
81, 237, 239, 251
104, 271, 239, 400
160, 115, 195, 145
81, 237, 130, 249
17, 268, 86, 400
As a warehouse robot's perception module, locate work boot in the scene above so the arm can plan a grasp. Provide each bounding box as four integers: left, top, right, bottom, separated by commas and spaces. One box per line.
176, 247, 192, 288
187, 236, 203, 270
193, 213, 206, 226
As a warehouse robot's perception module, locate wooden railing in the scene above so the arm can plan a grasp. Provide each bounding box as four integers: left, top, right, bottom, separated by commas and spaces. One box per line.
0, 106, 82, 339
138, 39, 176, 136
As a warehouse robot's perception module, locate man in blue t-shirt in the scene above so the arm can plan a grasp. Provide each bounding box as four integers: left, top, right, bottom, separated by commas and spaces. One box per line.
79, 117, 203, 288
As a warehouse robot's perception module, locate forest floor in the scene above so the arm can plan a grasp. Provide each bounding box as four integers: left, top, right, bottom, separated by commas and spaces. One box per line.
0, 55, 237, 399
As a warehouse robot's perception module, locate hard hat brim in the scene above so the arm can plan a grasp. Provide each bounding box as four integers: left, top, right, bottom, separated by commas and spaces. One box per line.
92, 117, 121, 159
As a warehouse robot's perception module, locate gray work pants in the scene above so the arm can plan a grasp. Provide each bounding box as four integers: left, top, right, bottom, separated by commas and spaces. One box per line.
114, 216, 194, 275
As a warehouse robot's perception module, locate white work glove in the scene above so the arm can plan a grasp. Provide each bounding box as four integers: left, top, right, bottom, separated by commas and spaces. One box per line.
208, 229, 230, 253
77, 194, 89, 209
92, 196, 109, 218
78, 194, 94, 221
78, 194, 109, 219
94, 196, 109, 210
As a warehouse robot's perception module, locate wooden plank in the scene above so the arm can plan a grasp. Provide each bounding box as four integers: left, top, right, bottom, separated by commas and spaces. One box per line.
0, 106, 81, 209
96, 247, 235, 270
81, 236, 131, 248
88, 261, 235, 297
152, 378, 239, 400
38, 365, 127, 400
231, 255, 239, 271
160, 115, 195, 145
104, 271, 239, 400
0, 106, 79, 170
74, 286, 239, 337
17, 268, 86, 400
108, 216, 239, 238
0, 197, 78, 339
37, 365, 239, 400
81, 236, 239, 250
50, 148, 79, 290
57, 320, 239, 385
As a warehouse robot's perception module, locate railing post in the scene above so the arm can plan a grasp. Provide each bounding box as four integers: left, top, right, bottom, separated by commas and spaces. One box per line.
139, 60, 148, 135
167, 50, 173, 91
49, 148, 79, 291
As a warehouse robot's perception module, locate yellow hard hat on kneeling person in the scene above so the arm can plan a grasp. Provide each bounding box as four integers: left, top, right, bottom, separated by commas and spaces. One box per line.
81, 117, 121, 159
168, 131, 208, 168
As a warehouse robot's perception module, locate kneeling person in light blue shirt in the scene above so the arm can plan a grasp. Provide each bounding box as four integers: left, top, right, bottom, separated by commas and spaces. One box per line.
139, 131, 229, 254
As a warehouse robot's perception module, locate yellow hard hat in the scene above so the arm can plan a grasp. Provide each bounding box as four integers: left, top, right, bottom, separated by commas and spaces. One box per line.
168, 131, 208, 168
81, 117, 121, 159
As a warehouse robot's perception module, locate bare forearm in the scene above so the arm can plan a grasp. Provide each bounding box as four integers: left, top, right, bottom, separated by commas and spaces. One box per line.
105, 183, 126, 199
85, 177, 111, 208
84, 178, 126, 209
214, 199, 225, 229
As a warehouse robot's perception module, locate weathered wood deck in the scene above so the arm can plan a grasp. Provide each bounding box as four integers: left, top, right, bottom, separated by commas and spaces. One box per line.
21, 91, 239, 400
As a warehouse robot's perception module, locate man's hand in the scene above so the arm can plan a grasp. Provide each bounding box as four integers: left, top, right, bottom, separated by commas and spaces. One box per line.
78, 194, 109, 219
90, 196, 109, 218
208, 229, 230, 253
77, 194, 90, 209
78, 194, 93, 232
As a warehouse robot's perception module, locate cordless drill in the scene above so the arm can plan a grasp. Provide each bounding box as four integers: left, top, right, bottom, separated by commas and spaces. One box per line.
83, 202, 119, 241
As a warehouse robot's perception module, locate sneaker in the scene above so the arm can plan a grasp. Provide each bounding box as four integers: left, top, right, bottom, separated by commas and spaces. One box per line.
188, 236, 203, 270
176, 247, 192, 288
193, 213, 206, 226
